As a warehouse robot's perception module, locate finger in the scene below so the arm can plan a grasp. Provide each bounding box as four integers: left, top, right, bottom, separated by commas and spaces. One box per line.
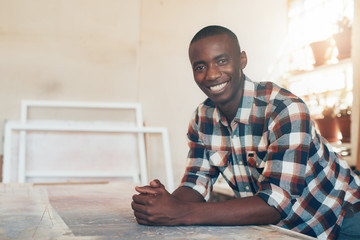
135, 216, 148, 225
150, 179, 164, 188
131, 200, 148, 214
134, 211, 153, 225
133, 193, 160, 206
135, 186, 161, 195
132, 194, 148, 205
133, 210, 158, 226
133, 210, 148, 224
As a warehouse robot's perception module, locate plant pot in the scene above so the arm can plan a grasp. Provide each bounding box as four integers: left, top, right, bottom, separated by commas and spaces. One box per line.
315, 117, 340, 143
336, 115, 351, 142
310, 39, 332, 67
333, 29, 351, 60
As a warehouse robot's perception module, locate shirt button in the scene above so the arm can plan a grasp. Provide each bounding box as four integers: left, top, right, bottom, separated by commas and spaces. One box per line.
245, 186, 250, 190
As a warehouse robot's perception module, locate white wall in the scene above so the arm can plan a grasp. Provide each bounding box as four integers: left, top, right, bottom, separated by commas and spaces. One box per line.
0, 0, 141, 123
0, 0, 288, 186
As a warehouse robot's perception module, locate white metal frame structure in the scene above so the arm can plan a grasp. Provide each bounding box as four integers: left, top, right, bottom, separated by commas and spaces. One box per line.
20, 100, 148, 185
2, 100, 174, 192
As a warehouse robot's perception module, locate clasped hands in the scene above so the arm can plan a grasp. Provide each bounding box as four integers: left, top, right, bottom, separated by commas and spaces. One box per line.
131, 179, 188, 226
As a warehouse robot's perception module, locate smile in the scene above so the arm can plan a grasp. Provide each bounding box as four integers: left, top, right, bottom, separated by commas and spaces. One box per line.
209, 81, 228, 92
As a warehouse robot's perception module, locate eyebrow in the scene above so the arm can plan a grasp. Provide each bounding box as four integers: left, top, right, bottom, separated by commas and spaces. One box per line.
192, 60, 206, 69
214, 53, 229, 61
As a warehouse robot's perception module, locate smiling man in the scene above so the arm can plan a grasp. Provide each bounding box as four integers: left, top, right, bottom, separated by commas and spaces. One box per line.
131, 25, 360, 240
189, 31, 244, 122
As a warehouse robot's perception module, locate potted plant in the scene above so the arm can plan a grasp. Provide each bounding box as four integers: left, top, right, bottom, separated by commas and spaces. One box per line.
315, 105, 340, 143
314, 88, 352, 143
333, 16, 352, 60
309, 38, 333, 67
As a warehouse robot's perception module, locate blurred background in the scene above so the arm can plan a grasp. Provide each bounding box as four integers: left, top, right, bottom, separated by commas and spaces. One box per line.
0, 0, 359, 188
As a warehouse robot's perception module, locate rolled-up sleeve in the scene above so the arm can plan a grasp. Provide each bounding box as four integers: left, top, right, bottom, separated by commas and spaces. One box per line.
180, 111, 220, 201
256, 100, 311, 218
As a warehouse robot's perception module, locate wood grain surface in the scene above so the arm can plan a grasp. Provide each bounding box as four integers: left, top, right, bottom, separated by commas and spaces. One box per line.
0, 182, 315, 240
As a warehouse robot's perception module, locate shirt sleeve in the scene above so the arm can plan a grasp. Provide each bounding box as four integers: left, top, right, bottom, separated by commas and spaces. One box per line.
256, 98, 312, 218
179, 110, 220, 201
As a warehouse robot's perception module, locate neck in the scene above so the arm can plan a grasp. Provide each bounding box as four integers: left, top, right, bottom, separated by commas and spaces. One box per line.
217, 74, 245, 123
217, 95, 242, 124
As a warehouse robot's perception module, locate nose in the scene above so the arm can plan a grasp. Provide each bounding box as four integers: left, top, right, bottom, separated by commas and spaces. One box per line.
206, 64, 221, 81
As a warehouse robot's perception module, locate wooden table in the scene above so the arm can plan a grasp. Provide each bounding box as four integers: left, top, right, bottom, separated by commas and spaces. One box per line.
0, 182, 315, 240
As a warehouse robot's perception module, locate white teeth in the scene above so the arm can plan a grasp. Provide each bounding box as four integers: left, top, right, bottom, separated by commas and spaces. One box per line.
210, 82, 227, 91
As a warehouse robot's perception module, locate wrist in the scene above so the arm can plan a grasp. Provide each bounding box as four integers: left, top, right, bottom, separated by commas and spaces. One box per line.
179, 201, 200, 225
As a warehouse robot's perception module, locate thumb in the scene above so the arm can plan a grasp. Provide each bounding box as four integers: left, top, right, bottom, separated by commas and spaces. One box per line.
150, 179, 164, 188
135, 185, 160, 195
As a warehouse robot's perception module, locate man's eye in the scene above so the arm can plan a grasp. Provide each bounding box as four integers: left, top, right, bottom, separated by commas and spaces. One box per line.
194, 65, 205, 71
218, 59, 228, 65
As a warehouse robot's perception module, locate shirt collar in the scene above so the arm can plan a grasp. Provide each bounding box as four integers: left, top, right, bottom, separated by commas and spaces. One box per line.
215, 75, 255, 126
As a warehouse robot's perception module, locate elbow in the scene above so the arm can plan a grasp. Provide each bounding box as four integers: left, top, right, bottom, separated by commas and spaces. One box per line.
269, 209, 282, 224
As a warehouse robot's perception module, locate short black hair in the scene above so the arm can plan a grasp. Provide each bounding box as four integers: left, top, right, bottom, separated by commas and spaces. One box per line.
190, 25, 240, 50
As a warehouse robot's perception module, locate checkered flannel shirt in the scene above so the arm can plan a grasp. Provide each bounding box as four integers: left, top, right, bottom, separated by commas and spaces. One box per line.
180, 76, 360, 239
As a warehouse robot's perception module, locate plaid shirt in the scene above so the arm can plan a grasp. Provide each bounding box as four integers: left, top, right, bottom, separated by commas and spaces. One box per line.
180, 76, 360, 239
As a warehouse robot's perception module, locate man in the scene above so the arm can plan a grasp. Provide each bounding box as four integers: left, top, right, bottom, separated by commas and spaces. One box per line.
131, 25, 360, 240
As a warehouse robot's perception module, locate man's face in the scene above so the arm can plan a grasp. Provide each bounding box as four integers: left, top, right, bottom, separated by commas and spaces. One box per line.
189, 34, 246, 106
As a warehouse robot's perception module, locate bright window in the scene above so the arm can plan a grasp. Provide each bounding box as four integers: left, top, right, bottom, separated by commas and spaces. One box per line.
282, 0, 354, 118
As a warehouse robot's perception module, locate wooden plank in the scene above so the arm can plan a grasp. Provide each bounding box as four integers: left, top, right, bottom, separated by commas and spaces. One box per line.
0, 182, 315, 240
33, 180, 110, 186
0, 184, 73, 239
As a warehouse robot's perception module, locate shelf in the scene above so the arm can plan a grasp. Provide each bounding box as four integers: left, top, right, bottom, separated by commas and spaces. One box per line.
285, 58, 353, 110
286, 58, 352, 81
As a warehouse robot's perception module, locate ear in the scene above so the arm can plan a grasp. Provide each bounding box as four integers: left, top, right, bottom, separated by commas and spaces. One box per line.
240, 51, 247, 70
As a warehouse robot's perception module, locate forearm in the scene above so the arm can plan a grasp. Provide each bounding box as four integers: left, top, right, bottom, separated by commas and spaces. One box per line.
171, 186, 206, 203
179, 195, 281, 226
133, 182, 281, 226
